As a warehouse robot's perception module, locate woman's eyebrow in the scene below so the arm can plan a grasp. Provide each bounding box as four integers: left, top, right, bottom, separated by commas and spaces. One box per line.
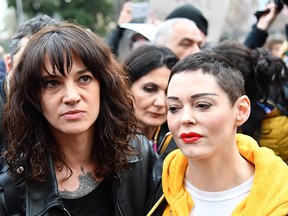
167, 93, 218, 101
190, 93, 218, 99
76, 69, 90, 74
41, 69, 90, 78
167, 96, 179, 100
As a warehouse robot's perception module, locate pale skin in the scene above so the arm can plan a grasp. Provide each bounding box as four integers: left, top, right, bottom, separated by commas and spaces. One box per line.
117, 2, 133, 25
165, 21, 203, 60
256, 2, 280, 31
40, 54, 103, 198
131, 66, 170, 140
5, 37, 30, 74
166, 70, 254, 192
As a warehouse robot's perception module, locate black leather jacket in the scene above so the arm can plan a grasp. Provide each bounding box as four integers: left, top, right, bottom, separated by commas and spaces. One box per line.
0, 134, 160, 216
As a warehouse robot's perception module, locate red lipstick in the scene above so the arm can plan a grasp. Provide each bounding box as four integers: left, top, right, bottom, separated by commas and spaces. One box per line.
180, 132, 202, 143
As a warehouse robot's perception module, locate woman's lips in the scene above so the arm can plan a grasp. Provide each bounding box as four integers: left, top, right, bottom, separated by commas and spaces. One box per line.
150, 112, 165, 117
180, 132, 202, 143
61, 110, 85, 120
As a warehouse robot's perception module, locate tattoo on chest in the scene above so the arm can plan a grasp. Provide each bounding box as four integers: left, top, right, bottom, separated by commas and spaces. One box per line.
59, 166, 101, 199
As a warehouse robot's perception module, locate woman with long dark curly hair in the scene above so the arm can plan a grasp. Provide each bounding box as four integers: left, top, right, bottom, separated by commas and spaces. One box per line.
0, 22, 158, 216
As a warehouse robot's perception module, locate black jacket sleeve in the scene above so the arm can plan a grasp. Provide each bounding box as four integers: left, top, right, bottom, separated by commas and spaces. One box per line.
105, 25, 126, 57
243, 24, 268, 49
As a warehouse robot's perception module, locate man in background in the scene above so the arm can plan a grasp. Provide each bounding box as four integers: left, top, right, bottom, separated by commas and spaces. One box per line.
153, 4, 208, 59
153, 18, 204, 59
0, 14, 59, 170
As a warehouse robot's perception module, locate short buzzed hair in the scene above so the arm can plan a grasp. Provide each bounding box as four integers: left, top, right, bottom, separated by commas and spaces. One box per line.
154, 18, 198, 46
169, 51, 245, 106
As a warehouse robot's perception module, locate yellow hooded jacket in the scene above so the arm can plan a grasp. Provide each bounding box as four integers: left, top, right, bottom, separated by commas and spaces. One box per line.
259, 109, 288, 164
162, 134, 288, 216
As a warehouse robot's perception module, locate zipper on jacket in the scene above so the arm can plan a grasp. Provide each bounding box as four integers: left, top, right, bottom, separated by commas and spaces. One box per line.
35, 204, 71, 216
62, 206, 71, 216
116, 203, 123, 216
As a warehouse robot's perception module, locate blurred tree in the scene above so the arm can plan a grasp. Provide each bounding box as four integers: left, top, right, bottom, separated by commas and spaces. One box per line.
7, 0, 114, 36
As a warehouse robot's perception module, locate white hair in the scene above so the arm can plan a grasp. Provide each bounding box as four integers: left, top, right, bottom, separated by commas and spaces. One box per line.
153, 18, 198, 46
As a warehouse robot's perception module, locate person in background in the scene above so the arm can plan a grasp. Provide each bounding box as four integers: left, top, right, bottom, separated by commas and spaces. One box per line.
123, 45, 179, 155
153, 18, 203, 60
244, 1, 283, 49
277, 16, 288, 66
212, 40, 288, 163
265, 38, 284, 56
0, 22, 158, 216
147, 51, 288, 215
165, 4, 208, 44
1, 14, 59, 104
0, 46, 6, 79
106, 1, 151, 58
0, 14, 60, 171
106, 1, 133, 56
278, 39, 288, 66
5, 15, 58, 73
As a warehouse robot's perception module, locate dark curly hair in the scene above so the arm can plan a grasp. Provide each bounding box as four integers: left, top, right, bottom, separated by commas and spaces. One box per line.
2, 22, 138, 183
212, 40, 288, 140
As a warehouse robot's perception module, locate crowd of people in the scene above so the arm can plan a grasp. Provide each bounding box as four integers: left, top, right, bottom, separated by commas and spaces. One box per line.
0, 1, 287, 215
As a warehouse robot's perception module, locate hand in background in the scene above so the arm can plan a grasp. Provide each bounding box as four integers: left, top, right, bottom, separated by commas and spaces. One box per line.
117, 2, 133, 25
257, 2, 280, 31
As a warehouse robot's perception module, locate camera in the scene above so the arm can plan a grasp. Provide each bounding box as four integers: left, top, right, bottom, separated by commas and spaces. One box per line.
255, 0, 288, 19
274, 0, 288, 11
131, 2, 149, 20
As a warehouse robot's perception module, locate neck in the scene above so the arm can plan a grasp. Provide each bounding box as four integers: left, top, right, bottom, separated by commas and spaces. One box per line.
52, 130, 94, 168
140, 126, 158, 140
185, 147, 254, 192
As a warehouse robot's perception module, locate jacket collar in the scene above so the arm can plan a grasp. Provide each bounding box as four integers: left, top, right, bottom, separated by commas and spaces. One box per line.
24, 137, 143, 216
25, 152, 66, 216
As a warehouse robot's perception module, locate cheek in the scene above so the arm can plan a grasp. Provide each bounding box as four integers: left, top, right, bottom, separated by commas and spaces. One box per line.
40, 106, 55, 128
40, 101, 53, 118
133, 91, 151, 108
167, 113, 178, 132
203, 111, 232, 132
40, 93, 58, 118
39, 96, 48, 113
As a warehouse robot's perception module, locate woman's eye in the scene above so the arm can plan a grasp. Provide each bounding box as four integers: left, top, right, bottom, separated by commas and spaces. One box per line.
79, 75, 93, 84
45, 80, 59, 88
168, 106, 179, 113
143, 85, 157, 93
196, 103, 212, 110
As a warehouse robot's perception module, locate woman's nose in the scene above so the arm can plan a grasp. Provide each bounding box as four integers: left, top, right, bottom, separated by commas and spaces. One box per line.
154, 91, 166, 107
62, 84, 81, 104
180, 108, 196, 126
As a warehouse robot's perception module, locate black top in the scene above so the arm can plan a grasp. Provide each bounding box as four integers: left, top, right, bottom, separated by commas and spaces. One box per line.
62, 179, 112, 216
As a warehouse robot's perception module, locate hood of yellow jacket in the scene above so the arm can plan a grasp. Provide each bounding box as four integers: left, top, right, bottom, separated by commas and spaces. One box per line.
162, 134, 288, 215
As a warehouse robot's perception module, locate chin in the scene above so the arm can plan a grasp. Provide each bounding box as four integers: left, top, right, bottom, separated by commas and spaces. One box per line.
148, 120, 166, 127
61, 127, 89, 135
179, 145, 203, 160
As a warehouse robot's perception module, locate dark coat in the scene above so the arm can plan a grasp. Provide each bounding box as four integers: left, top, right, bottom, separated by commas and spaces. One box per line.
0, 134, 160, 216
243, 25, 268, 50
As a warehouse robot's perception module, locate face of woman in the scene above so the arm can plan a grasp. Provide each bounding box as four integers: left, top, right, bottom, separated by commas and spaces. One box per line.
131, 66, 171, 128
40, 54, 100, 137
166, 70, 241, 161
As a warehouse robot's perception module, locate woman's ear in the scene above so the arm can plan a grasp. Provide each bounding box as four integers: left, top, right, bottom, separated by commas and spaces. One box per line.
5, 54, 12, 73
235, 95, 250, 126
